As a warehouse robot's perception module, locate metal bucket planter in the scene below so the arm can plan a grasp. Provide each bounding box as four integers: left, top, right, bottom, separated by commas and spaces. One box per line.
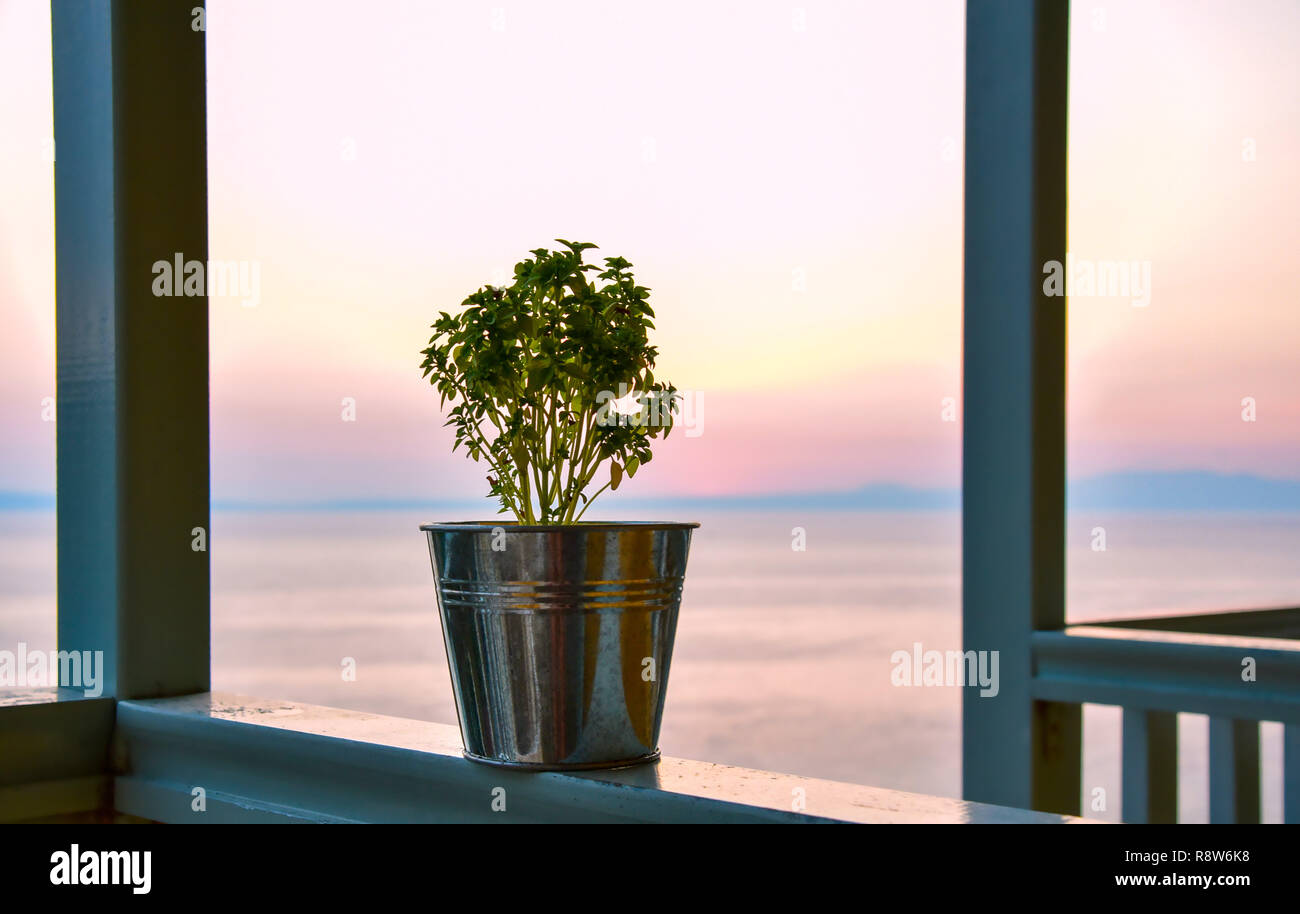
421, 521, 698, 771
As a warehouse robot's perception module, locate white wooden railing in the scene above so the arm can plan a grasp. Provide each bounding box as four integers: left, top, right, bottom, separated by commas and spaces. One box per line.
1, 689, 1083, 824
1031, 607, 1300, 822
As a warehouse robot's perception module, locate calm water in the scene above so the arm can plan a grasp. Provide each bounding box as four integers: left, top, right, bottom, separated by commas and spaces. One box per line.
3, 508, 1297, 822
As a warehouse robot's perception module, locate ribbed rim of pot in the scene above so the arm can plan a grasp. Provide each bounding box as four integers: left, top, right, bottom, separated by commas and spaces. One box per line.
419, 520, 700, 532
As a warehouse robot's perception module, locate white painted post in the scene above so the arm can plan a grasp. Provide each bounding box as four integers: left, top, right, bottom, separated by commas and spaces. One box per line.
962, 0, 1077, 814
53, 0, 210, 699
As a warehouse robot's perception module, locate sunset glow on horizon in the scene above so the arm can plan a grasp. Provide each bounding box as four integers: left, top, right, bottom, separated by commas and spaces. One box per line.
2, 0, 1296, 504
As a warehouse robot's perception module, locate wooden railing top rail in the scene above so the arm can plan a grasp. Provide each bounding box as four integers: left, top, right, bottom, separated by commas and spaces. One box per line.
108, 693, 1090, 825
1031, 611, 1300, 724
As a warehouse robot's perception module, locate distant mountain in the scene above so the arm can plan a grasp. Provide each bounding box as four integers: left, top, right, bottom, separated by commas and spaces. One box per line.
1066, 471, 1300, 512
620, 471, 1300, 512
611, 483, 961, 511
0, 492, 54, 511
4, 471, 1299, 513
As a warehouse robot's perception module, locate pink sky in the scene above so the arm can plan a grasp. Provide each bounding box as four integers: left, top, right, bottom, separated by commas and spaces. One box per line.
1, 0, 1296, 503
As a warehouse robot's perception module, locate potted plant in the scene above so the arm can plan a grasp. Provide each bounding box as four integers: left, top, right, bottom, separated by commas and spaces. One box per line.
419, 240, 697, 770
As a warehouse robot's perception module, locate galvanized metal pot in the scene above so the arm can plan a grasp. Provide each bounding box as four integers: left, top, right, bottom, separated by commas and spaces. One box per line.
421, 521, 698, 771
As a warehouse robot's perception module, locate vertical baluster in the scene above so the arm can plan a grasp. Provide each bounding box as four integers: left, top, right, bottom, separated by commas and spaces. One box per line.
1122, 709, 1177, 823
1208, 717, 1260, 824
1284, 724, 1300, 824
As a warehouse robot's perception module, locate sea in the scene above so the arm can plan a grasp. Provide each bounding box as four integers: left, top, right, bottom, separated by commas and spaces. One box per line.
2, 508, 1297, 822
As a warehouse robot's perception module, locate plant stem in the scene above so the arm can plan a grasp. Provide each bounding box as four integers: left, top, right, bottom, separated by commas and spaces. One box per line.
572, 479, 613, 522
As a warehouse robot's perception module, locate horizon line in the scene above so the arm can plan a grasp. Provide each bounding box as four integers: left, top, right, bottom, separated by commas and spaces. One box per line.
3, 469, 1300, 513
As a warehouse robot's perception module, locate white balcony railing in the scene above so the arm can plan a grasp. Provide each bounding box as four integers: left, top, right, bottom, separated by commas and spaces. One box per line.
1031, 607, 1300, 822
2, 688, 1081, 824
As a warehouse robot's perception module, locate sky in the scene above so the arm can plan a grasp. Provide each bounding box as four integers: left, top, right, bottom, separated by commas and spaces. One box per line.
1, 0, 1297, 505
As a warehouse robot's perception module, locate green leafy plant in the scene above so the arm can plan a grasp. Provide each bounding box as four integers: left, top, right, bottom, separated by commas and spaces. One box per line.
420, 240, 679, 523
